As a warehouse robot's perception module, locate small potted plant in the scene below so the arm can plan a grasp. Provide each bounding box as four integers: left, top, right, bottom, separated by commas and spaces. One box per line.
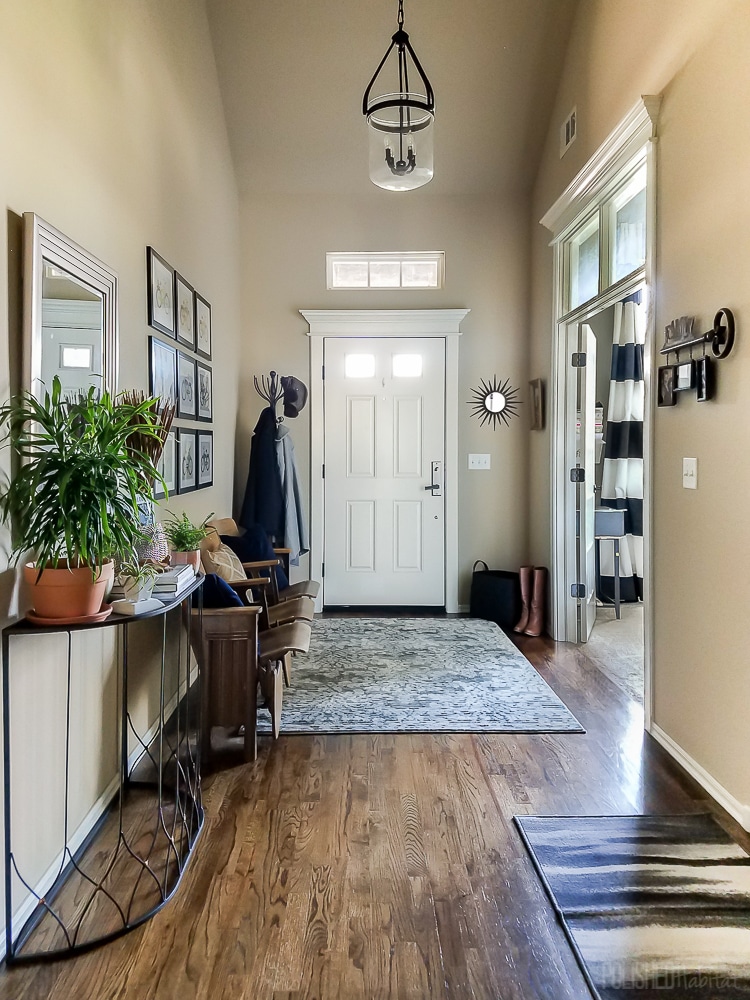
115, 557, 159, 603
0, 377, 166, 620
162, 511, 214, 572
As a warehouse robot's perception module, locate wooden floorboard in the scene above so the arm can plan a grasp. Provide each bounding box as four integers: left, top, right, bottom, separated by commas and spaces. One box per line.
0, 628, 744, 1000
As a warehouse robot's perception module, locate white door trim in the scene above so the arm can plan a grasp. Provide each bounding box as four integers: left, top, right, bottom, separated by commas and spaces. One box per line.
542, 95, 659, 731
301, 308, 469, 613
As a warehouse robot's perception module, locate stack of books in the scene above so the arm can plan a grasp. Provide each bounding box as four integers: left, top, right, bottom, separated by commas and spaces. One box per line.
152, 563, 195, 601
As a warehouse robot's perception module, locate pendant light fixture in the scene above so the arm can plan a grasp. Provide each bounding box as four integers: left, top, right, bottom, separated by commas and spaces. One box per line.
362, 0, 435, 191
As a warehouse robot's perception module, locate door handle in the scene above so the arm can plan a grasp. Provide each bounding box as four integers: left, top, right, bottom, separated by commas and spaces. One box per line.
424, 460, 442, 497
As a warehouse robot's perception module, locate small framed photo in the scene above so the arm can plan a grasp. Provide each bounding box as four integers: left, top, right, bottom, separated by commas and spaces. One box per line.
529, 377, 545, 431
177, 429, 197, 494
154, 430, 176, 500
177, 351, 197, 419
195, 292, 212, 360
148, 336, 177, 403
147, 247, 175, 338
657, 364, 677, 407
197, 430, 213, 488
197, 362, 213, 422
675, 359, 695, 392
175, 272, 196, 350
696, 356, 714, 402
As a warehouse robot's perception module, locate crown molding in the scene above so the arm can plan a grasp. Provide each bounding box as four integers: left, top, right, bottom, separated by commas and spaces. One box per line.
541, 95, 662, 237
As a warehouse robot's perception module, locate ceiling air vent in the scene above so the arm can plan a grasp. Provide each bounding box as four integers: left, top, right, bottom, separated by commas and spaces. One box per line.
560, 107, 577, 158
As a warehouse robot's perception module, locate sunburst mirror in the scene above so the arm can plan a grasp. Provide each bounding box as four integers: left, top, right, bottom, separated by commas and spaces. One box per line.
467, 375, 521, 428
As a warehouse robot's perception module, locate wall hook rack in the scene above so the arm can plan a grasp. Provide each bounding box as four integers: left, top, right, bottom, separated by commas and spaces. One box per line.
657, 307, 736, 406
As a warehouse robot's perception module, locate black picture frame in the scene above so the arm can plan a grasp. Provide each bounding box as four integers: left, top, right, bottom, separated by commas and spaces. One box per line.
196, 361, 213, 422
696, 356, 714, 402
177, 351, 197, 419
657, 364, 677, 407
148, 336, 177, 404
675, 359, 696, 391
154, 430, 177, 500
177, 428, 197, 494
197, 430, 213, 489
146, 247, 175, 338
175, 271, 196, 350
195, 292, 212, 360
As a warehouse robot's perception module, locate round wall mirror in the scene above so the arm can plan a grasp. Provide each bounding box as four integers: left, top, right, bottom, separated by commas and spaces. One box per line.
468, 376, 521, 428
485, 391, 506, 413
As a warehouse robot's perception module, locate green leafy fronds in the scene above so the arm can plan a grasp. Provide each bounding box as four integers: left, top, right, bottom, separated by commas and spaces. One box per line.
0, 376, 167, 574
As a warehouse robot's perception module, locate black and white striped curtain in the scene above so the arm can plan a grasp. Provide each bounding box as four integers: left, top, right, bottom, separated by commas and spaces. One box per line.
599, 298, 644, 603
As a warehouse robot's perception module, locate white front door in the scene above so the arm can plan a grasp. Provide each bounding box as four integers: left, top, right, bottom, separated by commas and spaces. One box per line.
323, 337, 445, 605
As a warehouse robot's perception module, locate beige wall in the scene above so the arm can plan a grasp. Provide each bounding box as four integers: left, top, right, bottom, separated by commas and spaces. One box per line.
236, 192, 531, 603
529, 0, 750, 815
0, 0, 240, 936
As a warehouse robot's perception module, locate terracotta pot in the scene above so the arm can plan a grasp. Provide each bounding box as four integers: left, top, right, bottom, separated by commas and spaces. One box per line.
170, 549, 201, 573
23, 560, 115, 619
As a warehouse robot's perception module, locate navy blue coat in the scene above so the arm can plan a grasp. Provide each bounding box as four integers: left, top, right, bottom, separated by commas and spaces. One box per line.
239, 406, 284, 540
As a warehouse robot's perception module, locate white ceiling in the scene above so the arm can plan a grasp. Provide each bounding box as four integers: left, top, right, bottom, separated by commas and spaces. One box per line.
206, 0, 578, 198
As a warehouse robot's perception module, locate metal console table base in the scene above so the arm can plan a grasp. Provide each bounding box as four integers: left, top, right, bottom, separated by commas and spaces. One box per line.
2, 577, 204, 963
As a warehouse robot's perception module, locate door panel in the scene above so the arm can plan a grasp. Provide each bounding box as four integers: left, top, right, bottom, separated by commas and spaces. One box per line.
394, 501, 423, 570
347, 397, 375, 476
324, 337, 445, 605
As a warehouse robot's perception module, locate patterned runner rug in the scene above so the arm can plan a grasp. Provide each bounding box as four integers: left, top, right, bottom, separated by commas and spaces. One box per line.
258, 617, 583, 734
515, 814, 750, 999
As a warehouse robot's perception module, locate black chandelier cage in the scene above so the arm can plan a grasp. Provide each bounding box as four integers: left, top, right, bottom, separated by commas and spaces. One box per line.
362, 0, 435, 190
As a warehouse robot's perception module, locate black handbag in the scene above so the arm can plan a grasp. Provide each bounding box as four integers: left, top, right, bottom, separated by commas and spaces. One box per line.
469, 561, 521, 630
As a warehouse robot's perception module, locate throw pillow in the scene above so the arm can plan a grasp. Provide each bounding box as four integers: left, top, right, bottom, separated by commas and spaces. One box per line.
201, 542, 246, 584
221, 525, 289, 591
202, 573, 244, 608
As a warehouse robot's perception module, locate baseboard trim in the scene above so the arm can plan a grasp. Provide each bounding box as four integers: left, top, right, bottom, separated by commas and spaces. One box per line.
650, 722, 750, 831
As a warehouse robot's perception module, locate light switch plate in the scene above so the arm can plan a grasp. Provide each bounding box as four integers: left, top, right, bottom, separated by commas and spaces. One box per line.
682, 457, 698, 489
468, 453, 491, 470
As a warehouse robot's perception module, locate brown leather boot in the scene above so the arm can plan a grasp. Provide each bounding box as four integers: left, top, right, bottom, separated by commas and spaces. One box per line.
524, 566, 548, 636
514, 565, 534, 632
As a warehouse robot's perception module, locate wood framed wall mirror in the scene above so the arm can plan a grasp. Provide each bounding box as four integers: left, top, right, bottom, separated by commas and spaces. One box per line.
23, 213, 118, 401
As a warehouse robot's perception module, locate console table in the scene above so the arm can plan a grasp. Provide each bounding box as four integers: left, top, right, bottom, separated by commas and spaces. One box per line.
2, 576, 204, 963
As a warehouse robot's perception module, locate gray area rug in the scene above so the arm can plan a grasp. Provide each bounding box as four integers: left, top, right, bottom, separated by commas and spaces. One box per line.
258, 617, 583, 734
516, 814, 750, 999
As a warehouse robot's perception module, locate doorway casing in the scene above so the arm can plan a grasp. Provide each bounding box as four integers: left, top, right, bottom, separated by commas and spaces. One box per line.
301, 309, 468, 613
542, 96, 660, 728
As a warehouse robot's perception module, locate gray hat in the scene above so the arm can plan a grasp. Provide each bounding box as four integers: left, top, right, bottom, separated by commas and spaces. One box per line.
281, 375, 308, 418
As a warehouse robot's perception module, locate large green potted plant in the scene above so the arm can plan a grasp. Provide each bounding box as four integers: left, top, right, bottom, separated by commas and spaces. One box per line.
0, 377, 167, 619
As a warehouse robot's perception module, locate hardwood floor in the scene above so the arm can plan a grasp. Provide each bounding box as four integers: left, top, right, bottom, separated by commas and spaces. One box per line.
1, 630, 743, 1000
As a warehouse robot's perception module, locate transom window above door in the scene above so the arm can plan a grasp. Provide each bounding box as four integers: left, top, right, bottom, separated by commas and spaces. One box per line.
327, 251, 444, 290
564, 161, 647, 311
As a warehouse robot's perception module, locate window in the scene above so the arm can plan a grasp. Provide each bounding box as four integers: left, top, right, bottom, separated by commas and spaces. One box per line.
392, 354, 423, 378
609, 165, 647, 282
568, 216, 600, 309
60, 345, 93, 369
345, 354, 376, 378
327, 252, 444, 290
563, 160, 648, 312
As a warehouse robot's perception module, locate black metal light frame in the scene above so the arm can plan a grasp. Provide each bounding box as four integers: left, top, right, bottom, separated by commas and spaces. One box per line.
362, 0, 435, 178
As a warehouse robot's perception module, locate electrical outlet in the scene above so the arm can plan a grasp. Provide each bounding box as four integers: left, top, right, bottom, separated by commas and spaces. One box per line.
682, 457, 698, 489
468, 454, 491, 470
